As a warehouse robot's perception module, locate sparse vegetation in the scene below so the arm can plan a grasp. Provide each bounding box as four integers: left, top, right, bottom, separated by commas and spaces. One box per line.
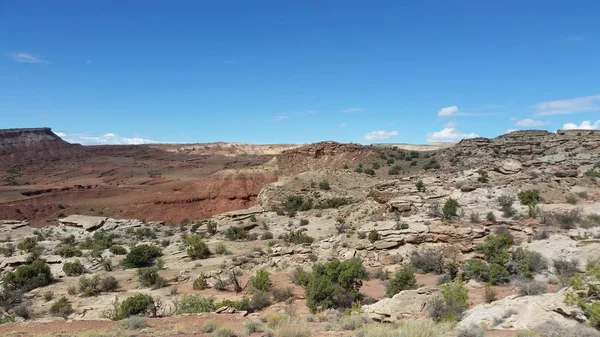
63, 260, 87, 276
410, 248, 445, 274
49, 297, 73, 318
185, 234, 212, 259
279, 228, 314, 244
442, 198, 459, 219
176, 295, 215, 314
385, 267, 418, 297
121, 244, 162, 268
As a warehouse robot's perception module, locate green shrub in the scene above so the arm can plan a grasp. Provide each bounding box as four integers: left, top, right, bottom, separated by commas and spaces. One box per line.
216, 298, 250, 311
385, 267, 417, 297
416, 180, 425, 192
423, 159, 440, 170
137, 267, 167, 288
109, 245, 127, 255
319, 181, 331, 190
566, 195, 578, 204
56, 245, 82, 258
224, 226, 249, 241
272, 287, 293, 302
79, 231, 117, 251
79, 275, 101, 296
388, 166, 401, 175
121, 244, 162, 268
314, 197, 353, 209
497, 195, 516, 217
243, 319, 264, 335
2, 260, 53, 293
176, 295, 215, 314
185, 235, 212, 259
486, 212, 497, 223
429, 280, 468, 322
301, 259, 368, 312
476, 233, 513, 264
410, 248, 445, 274
442, 198, 459, 219
367, 229, 380, 243
49, 297, 73, 318
462, 259, 490, 282
193, 274, 208, 290
509, 247, 548, 279
279, 229, 314, 244
134, 228, 157, 241
566, 264, 600, 329
518, 189, 540, 206
17, 237, 38, 253
206, 220, 218, 236
554, 258, 579, 286
63, 260, 87, 276
100, 275, 119, 292
190, 222, 201, 233
114, 294, 156, 320
214, 243, 229, 255
363, 168, 375, 176
299, 219, 309, 226
261, 231, 274, 240
250, 269, 272, 293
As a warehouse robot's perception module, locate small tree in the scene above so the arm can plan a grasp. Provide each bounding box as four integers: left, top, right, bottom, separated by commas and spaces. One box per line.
385, 267, 417, 297
442, 198, 459, 219
368, 229, 380, 243
415, 180, 425, 192
249, 270, 272, 293
185, 235, 212, 260
429, 280, 468, 322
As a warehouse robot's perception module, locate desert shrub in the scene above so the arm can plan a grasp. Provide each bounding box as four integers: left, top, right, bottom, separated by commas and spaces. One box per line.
486, 212, 497, 223
476, 169, 489, 183
109, 294, 157, 320
137, 267, 167, 288
79, 275, 101, 296
566, 195, 578, 204
243, 319, 264, 335
202, 322, 220, 333
121, 244, 162, 268
476, 233, 513, 265
250, 269, 272, 293
272, 287, 293, 302
363, 168, 375, 176
319, 180, 331, 190
17, 237, 39, 253
2, 260, 53, 293
388, 166, 401, 175
206, 221, 218, 235
385, 267, 417, 297
566, 264, 600, 330
300, 258, 368, 312
214, 243, 229, 255
339, 314, 369, 330
368, 229, 380, 243
518, 189, 540, 206
281, 196, 314, 216
428, 280, 468, 322
423, 159, 440, 170
249, 290, 270, 310
517, 280, 547, 296
63, 260, 87, 276
100, 275, 119, 292
442, 198, 458, 219
462, 259, 489, 282
272, 320, 310, 337
497, 195, 516, 217
279, 228, 314, 244
261, 231, 274, 240
183, 234, 212, 260
176, 294, 215, 314
484, 284, 497, 303
224, 226, 249, 241
0, 243, 15, 257
457, 324, 485, 337
416, 180, 425, 192
554, 258, 579, 286
314, 197, 353, 209
553, 209, 582, 229
469, 212, 480, 223
56, 245, 82, 258
49, 297, 73, 318
488, 263, 510, 285
216, 298, 250, 311
109, 245, 127, 255
43, 290, 54, 301
509, 248, 548, 279
119, 316, 148, 330
190, 222, 201, 233
193, 274, 208, 290
533, 320, 600, 337
13, 303, 30, 319
212, 327, 236, 337
410, 248, 445, 274
79, 231, 117, 251
134, 227, 157, 241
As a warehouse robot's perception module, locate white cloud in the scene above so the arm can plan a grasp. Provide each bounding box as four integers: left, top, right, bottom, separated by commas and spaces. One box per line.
506, 129, 518, 134
339, 122, 346, 128
56, 131, 162, 145
562, 120, 600, 130
515, 118, 550, 127
272, 114, 289, 121
342, 107, 362, 113
362, 130, 399, 141
533, 95, 600, 116
426, 128, 479, 143
444, 121, 457, 128
437, 105, 458, 117
8, 51, 49, 64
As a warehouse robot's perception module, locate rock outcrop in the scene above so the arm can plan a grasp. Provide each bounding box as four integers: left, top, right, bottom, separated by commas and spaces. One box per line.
362, 287, 438, 322
0, 128, 84, 163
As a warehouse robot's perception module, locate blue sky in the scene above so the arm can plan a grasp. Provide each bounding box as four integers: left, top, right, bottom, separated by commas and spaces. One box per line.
1, 1, 599, 145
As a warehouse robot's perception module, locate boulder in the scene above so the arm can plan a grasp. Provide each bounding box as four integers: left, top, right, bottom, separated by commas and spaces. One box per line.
495, 159, 522, 175
374, 241, 401, 250
388, 198, 412, 212
457, 289, 587, 330
59, 215, 107, 231
362, 287, 438, 322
